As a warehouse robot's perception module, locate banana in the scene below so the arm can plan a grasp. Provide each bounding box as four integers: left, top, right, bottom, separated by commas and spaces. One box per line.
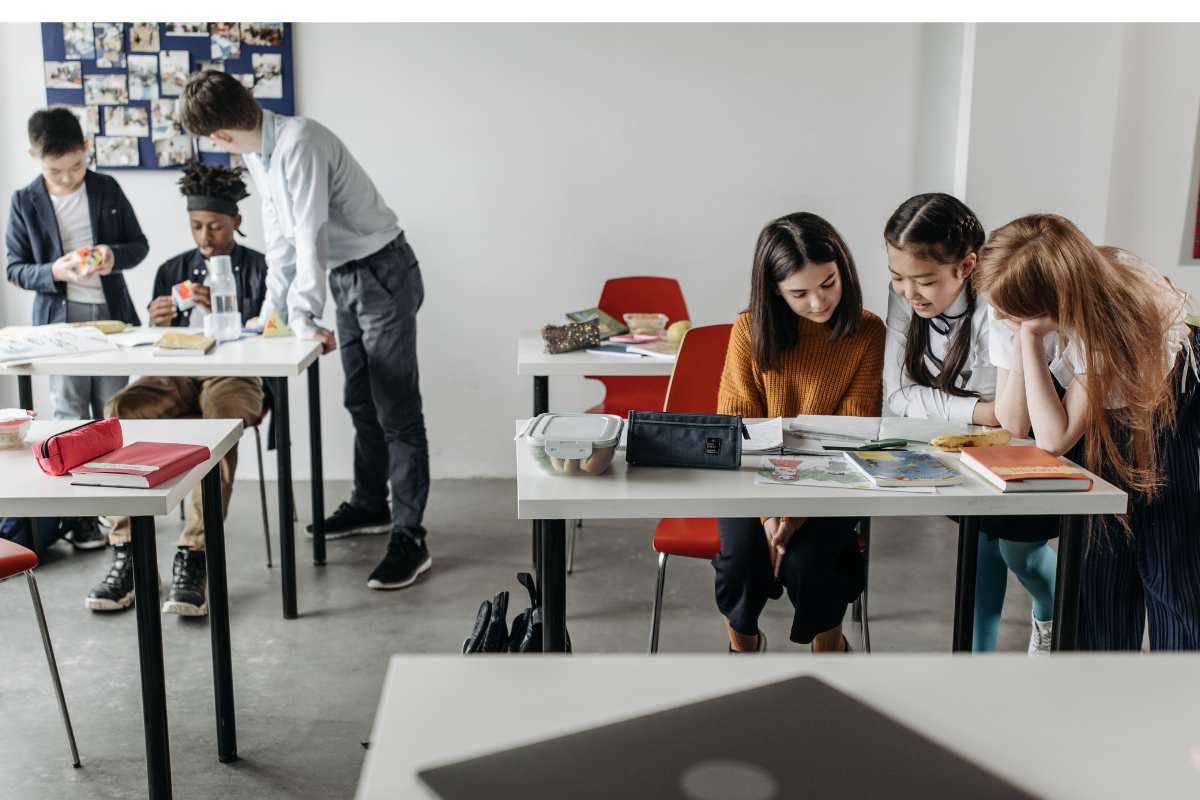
71, 320, 129, 334
930, 428, 1011, 452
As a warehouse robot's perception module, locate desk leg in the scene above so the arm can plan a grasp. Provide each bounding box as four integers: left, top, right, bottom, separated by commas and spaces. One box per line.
274, 377, 297, 620
18, 375, 33, 411
538, 519, 567, 652
952, 516, 980, 653
1052, 515, 1086, 651
532, 376, 548, 570
131, 516, 172, 800
201, 466, 237, 763
308, 361, 326, 566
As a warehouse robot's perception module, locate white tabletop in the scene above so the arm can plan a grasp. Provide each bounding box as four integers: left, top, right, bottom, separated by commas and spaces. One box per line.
0, 328, 321, 378
358, 653, 1200, 800
517, 331, 675, 376
0, 419, 242, 517
515, 421, 1127, 519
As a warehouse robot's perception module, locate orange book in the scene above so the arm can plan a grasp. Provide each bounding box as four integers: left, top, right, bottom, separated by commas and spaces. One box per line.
958, 446, 1093, 493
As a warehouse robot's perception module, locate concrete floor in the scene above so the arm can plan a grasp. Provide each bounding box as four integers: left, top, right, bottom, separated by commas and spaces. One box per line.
0, 478, 1038, 798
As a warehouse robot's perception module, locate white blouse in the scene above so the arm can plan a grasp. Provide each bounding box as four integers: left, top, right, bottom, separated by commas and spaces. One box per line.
884, 283, 996, 423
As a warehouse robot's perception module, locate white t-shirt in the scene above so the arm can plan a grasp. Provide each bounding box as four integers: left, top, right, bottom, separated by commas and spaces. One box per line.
50, 185, 104, 305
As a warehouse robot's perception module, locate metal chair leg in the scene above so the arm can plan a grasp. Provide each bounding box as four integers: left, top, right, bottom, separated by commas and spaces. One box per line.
566, 520, 577, 575
26, 571, 81, 767
254, 427, 273, 568
179, 501, 185, 520
860, 586, 871, 654
648, 552, 669, 655
859, 517, 872, 654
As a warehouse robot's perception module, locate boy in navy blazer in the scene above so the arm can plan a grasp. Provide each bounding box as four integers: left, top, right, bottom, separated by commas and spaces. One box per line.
6, 108, 148, 424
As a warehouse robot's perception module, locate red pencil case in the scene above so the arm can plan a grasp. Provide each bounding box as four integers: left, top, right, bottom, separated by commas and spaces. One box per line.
32, 418, 124, 476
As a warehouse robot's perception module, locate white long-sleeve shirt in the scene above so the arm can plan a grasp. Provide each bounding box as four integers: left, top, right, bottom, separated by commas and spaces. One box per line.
884, 283, 995, 422
244, 109, 402, 336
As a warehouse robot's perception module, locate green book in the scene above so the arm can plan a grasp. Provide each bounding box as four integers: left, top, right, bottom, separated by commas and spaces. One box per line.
565, 308, 628, 340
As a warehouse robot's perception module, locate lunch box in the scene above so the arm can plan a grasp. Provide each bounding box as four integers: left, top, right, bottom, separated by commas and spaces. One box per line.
519, 413, 624, 476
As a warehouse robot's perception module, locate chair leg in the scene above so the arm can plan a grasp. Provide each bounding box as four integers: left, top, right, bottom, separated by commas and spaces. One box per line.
648, 552, 669, 655
860, 587, 871, 654
254, 427, 273, 568
26, 571, 81, 767
566, 520, 577, 575
179, 501, 185, 520
859, 517, 872, 654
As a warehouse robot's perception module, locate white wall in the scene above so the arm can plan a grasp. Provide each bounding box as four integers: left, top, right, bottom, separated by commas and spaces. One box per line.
2, 23, 1199, 482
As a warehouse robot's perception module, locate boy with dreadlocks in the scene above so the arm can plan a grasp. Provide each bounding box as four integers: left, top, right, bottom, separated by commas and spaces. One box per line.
86, 164, 268, 616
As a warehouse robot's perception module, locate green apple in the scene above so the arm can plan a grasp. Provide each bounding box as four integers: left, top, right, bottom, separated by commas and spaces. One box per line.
666, 320, 693, 343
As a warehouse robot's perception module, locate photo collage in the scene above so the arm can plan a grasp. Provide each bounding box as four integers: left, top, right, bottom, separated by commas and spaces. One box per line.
41, 22, 291, 171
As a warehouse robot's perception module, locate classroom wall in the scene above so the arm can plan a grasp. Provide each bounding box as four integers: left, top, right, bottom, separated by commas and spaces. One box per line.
1, 23, 1198, 482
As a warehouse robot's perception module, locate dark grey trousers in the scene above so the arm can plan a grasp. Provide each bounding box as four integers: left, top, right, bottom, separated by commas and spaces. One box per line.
329, 234, 430, 540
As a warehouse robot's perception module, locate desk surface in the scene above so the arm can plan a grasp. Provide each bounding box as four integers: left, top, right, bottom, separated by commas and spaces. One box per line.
358, 654, 1200, 800
517, 331, 676, 376
0, 419, 241, 517
0, 329, 321, 378
515, 421, 1128, 519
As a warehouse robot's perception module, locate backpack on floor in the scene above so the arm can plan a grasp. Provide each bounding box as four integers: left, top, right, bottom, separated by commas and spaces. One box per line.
463, 572, 571, 654
0, 517, 77, 557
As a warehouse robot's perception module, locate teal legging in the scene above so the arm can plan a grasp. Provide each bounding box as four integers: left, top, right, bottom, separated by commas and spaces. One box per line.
973, 533, 1057, 652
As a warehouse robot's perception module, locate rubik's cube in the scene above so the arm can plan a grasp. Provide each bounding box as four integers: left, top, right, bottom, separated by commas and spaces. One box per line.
73, 247, 103, 275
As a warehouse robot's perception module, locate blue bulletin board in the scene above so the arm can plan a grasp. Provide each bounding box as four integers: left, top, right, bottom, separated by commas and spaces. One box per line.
40, 22, 294, 171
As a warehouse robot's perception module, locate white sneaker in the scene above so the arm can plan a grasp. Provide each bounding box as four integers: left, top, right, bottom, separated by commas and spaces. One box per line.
1029, 614, 1053, 655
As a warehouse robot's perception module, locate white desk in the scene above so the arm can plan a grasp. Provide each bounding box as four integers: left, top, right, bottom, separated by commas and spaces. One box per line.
358, 654, 1200, 800
1, 329, 326, 620
515, 423, 1128, 652
0, 419, 242, 800
517, 330, 674, 414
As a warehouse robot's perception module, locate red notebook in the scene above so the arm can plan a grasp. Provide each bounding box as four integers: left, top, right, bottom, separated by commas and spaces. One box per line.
70, 441, 211, 489
958, 446, 1093, 493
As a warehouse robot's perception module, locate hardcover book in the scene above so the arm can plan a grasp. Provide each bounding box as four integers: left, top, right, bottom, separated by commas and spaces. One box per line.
70, 441, 211, 489
958, 446, 1093, 493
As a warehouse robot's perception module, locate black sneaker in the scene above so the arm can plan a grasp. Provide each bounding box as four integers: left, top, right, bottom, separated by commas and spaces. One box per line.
367, 535, 432, 590
69, 517, 108, 550
306, 501, 392, 539
163, 548, 207, 616
85, 543, 135, 611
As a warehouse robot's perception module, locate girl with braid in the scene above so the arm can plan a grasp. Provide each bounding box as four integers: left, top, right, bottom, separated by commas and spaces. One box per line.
883, 193, 1059, 653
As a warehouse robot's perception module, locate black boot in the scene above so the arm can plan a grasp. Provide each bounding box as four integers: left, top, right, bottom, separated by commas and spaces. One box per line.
85, 542, 135, 611
163, 547, 207, 616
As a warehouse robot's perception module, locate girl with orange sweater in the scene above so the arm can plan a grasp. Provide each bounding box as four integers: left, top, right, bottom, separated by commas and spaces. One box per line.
715, 212, 885, 653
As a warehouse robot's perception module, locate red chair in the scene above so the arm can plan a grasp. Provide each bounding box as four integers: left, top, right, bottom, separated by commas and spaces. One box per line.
585, 277, 691, 417
0, 539, 81, 766
646, 323, 871, 653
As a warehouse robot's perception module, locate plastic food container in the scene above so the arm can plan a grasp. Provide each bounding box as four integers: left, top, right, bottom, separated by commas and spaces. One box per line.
0, 410, 35, 451
520, 413, 623, 476
623, 313, 669, 337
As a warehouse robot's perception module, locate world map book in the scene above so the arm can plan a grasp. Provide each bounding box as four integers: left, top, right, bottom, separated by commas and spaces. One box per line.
958, 445, 1093, 493
843, 450, 963, 487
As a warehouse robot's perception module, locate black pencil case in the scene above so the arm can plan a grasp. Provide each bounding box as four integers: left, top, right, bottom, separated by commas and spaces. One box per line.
624, 411, 749, 469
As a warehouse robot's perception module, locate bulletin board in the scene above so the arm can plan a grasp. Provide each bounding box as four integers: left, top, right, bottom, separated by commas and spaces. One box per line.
40, 23, 294, 172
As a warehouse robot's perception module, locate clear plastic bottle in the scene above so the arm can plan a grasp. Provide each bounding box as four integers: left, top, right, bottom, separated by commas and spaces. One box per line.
208, 255, 241, 342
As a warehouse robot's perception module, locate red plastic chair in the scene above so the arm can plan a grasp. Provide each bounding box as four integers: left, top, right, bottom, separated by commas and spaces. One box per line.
0, 539, 81, 766
585, 277, 691, 417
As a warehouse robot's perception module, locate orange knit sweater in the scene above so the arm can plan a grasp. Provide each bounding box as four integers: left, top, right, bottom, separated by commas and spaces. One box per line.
717, 311, 885, 419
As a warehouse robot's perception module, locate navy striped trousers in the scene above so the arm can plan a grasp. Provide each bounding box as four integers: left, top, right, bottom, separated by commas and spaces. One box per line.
1079, 331, 1200, 651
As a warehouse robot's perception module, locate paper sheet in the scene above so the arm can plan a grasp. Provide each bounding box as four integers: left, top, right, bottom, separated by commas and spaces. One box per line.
789, 414, 882, 441
108, 328, 165, 348
754, 454, 936, 493
742, 417, 784, 454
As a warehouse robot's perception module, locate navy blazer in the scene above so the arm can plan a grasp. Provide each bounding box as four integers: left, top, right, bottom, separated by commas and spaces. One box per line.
152, 244, 268, 326
6, 170, 149, 325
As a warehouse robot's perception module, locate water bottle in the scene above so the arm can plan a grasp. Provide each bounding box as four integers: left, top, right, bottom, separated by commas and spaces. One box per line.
208, 255, 241, 342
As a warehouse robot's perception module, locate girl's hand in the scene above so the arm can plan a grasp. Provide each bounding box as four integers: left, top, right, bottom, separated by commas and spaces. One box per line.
1021, 315, 1058, 337
763, 517, 802, 580
1000, 317, 1023, 334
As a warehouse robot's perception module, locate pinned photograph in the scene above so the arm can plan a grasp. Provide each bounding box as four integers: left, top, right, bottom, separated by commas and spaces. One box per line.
85, 136, 96, 169
211, 23, 241, 59
165, 23, 208, 37
93, 23, 125, 68
230, 73, 255, 90
63, 23, 95, 60
129, 23, 160, 52
127, 54, 159, 101
241, 23, 284, 46
84, 74, 128, 106
44, 61, 82, 89
155, 135, 193, 168
96, 136, 139, 168
151, 99, 181, 141
252, 53, 283, 99
196, 135, 223, 153
104, 106, 149, 138
196, 60, 225, 73
159, 51, 190, 97
62, 105, 100, 137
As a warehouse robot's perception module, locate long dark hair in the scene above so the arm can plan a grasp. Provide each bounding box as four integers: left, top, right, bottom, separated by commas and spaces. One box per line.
884, 193, 986, 398
749, 212, 864, 372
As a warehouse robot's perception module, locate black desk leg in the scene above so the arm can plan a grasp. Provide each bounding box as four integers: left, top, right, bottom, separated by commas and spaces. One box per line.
532, 376, 548, 570
1052, 515, 1086, 651
201, 466, 237, 763
131, 515, 172, 800
952, 516, 980, 653
308, 361, 326, 566
538, 519, 567, 652
274, 377, 297, 620
18, 375, 33, 411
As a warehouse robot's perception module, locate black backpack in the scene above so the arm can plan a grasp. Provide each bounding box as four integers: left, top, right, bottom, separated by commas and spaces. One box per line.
0, 517, 76, 557
463, 573, 571, 654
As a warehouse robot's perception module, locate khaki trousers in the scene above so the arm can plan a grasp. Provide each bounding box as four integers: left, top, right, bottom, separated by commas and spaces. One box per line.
105, 376, 264, 551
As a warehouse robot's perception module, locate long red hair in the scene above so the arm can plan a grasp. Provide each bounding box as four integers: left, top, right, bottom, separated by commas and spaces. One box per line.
975, 214, 1182, 502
